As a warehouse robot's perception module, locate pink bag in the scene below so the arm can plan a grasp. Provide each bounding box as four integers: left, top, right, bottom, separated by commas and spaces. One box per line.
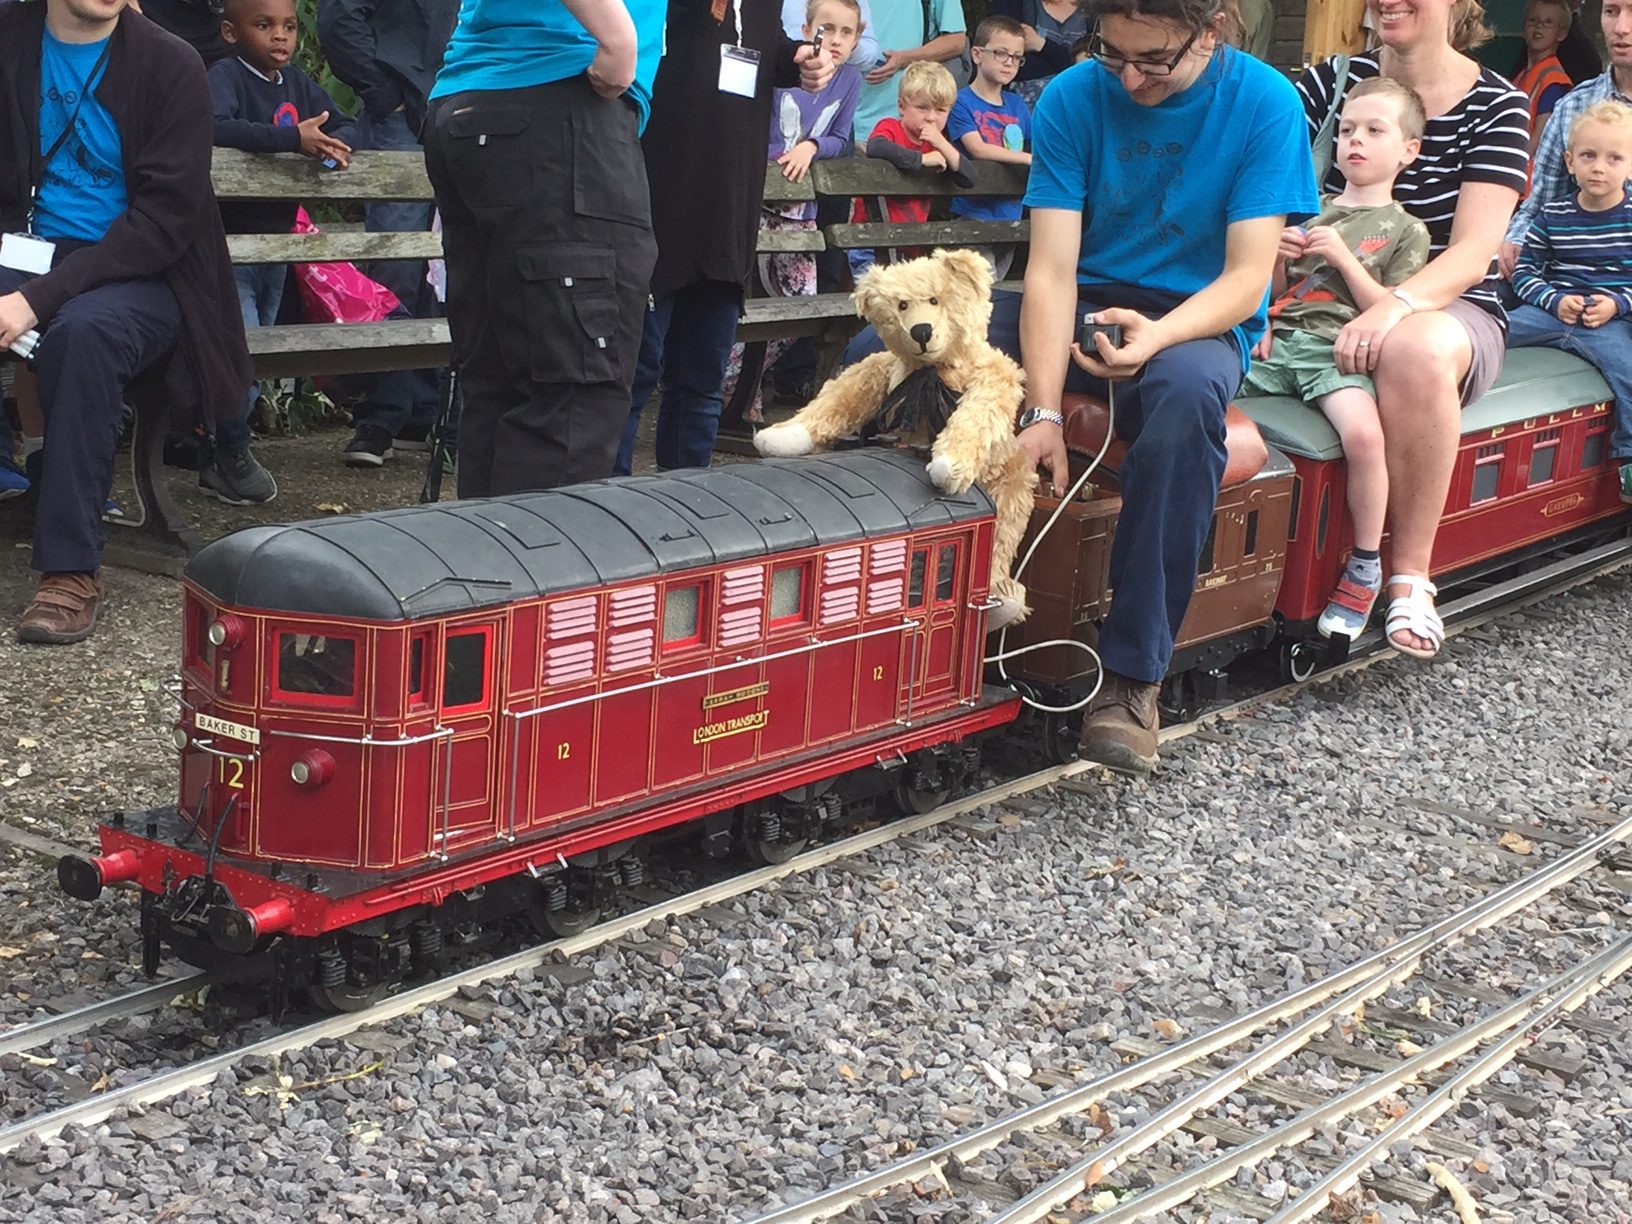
290, 206, 402, 325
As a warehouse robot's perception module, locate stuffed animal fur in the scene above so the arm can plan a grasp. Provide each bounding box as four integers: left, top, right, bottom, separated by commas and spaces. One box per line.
754, 249, 1035, 628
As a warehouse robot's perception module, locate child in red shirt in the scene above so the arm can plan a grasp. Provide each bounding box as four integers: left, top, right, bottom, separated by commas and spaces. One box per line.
849, 60, 970, 276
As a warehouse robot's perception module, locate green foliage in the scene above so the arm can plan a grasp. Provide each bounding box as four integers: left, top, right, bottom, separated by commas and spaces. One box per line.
293, 0, 358, 115
254, 379, 347, 436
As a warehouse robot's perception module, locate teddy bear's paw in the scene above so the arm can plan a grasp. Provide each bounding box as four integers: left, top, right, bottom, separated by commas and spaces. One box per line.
985, 578, 1030, 632
753, 422, 815, 458
926, 452, 974, 494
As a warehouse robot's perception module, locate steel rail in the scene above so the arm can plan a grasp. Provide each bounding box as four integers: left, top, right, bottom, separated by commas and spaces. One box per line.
1086, 935, 1632, 1222
1264, 934, 1632, 1224
0, 974, 213, 1059
739, 810, 1632, 1224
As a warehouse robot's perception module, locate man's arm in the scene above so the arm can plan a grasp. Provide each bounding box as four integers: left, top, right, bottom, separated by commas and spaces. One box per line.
564, 0, 638, 98
1117, 214, 1283, 352
316, 0, 399, 118
1015, 207, 1082, 495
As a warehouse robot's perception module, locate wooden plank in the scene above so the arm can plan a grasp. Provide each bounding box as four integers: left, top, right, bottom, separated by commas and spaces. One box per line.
1303, 0, 1367, 59
755, 230, 826, 254
211, 148, 432, 201
762, 163, 817, 203
826, 219, 1028, 251
812, 158, 1028, 197
227, 231, 443, 265
246, 320, 450, 379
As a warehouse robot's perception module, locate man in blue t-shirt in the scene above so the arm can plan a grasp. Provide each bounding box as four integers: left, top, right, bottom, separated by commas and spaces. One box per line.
1013, 8, 1315, 771
423, 0, 666, 497
1, 0, 250, 645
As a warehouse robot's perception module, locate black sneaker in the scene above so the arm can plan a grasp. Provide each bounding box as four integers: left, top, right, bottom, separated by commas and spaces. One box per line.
393, 422, 433, 452
343, 424, 395, 468
201, 447, 278, 505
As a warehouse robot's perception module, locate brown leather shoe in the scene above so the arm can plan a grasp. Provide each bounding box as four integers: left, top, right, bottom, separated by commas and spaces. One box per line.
1079, 670, 1159, 774
17, 572, 103, 645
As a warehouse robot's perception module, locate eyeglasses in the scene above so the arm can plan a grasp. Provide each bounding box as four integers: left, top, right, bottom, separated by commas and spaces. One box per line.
1086, 30, 1201, 77
977, 48, 1027, 66
1523, 14, 1563, 26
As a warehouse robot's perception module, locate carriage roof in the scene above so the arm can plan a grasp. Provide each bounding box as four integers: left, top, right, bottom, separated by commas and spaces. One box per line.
184, 450, 995, 621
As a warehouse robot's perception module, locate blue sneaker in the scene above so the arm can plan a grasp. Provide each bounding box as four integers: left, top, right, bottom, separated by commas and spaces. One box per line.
0, 458, 28, 502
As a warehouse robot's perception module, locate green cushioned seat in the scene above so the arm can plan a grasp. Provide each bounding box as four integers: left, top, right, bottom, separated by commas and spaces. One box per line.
1235, 347, 1613, 461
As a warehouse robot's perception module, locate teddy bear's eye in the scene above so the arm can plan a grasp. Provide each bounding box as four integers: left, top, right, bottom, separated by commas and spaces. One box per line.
898, 301, 908, 311
928, 297, 938, 306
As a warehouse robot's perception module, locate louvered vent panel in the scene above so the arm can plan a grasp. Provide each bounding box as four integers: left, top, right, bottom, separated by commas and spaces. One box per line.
543, 641, 596, 687
606, 585, 657, 671
541, 596, 598, 686
820, 548, 863, 626
867, 539, 907, 614
606, 629, 655, 673
717, 566, 765, 648
609, 585, 658, 628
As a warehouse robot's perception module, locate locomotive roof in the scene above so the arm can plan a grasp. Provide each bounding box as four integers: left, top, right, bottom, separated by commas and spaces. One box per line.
185, 450, 995, 621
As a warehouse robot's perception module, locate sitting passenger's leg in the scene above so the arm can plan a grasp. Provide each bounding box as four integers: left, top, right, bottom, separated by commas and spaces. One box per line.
1562, 317, 1632, 500
203, 266, 278, 505
1314, 384, 1387, 638
19, 279, 181, 644
1082, 337, 1236, 772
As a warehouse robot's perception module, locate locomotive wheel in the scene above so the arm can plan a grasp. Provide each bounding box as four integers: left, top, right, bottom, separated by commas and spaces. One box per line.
308, 980, 387, 1013
533, 900, 603, 939
746, 834, 809, 866
1281, 640, 1320, 684
894, 777, 950, 815
1041, 713, 1080, 765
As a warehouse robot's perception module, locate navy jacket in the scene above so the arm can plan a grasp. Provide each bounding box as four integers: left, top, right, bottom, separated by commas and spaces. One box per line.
316, 0, 459, 131
0, 5, 249, 424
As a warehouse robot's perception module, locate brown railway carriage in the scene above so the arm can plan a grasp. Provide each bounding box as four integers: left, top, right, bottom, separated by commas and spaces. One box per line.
64, 452, 1019, 999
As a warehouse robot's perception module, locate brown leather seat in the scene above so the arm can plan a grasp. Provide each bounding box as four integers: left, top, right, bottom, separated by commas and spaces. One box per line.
1060, 393, 1269, 489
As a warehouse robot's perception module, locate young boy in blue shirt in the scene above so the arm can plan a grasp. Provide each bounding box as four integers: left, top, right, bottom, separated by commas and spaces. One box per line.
207, 0, 355, 503
1506, 99, 1632, 503
947, 15, 1032, 279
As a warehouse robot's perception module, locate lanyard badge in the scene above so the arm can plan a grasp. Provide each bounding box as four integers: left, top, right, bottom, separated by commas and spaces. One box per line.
716, 0, 760, 98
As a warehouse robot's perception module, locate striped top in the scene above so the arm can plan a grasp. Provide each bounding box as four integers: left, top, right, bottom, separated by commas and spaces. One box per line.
1297, 55, 1531, 320
1506, 70, 1632, 246
1512, 194, 1632, 316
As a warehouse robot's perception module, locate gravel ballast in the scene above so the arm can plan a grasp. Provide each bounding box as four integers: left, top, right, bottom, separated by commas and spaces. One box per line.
0, 504, 1629, 1222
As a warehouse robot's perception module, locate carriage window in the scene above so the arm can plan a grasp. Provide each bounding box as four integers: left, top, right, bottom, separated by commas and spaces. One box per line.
935, 545, 956, 601
276, 633, 356, 698
1244, 510, 1259, 557
908, 549, 928, 607
443, 630, 489, 709
408, 634, 430, 706
1472, 442, 1504, 504
1582, 429, 1607, 470
770, 564, 806, 623
663, 584, 702, 648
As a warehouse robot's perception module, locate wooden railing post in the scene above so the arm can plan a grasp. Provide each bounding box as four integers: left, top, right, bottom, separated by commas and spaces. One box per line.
1303, 0, 1368, 61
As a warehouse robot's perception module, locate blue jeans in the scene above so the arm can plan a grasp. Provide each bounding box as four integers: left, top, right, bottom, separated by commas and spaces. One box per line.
615, 279, 743, 474
351, 107, 440, 437
223, 264, 286, 454
1506, 303, 1632, 460
842, 289, 1238, 685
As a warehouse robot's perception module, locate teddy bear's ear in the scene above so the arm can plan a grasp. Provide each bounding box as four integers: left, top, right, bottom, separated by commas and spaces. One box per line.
852, 265, 884, 321
934, 248, 993, 300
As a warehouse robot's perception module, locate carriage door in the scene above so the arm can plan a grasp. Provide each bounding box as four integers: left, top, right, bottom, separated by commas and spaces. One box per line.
908, 539, 964, 706
435, 619, 503, 850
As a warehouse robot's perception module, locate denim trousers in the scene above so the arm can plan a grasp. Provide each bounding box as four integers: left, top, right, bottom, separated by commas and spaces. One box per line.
0, 265, 180, 573
615, 279, 744, 475
842, 289, 1238, 684
223, 264, 286, 454
1506, 303, 1632, 460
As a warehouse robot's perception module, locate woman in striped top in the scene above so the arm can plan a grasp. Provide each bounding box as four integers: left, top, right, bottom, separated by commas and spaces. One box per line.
1295, 0, 1530, 659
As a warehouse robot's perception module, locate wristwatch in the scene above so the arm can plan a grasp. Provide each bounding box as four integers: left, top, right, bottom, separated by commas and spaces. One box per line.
1391, 287, 1422, 313
1017, 406, 1065, 430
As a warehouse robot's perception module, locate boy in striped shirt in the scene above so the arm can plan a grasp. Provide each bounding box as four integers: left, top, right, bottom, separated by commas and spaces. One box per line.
1507, 100, 1632, 502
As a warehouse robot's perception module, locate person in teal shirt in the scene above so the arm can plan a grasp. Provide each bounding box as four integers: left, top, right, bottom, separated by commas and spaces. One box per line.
424, 0, 666, 497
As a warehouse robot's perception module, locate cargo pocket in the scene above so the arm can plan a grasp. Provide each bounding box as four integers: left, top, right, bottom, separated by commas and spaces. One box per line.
516, 244, 623, 385
440, 102, 532, 208
571, 97, 652, 229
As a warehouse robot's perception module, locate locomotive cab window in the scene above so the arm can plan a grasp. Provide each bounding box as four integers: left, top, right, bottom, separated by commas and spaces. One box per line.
935, 544, 957, 601
442, 629, 491, 710
770, 563, 807, 625
908, 548, 929, 608
663, 583, 704, 649
407, 633, 432, 708
274, 633, 357, 700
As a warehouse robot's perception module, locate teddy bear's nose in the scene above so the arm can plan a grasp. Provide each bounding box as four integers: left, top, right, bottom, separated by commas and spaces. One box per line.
910, 323, 934, 349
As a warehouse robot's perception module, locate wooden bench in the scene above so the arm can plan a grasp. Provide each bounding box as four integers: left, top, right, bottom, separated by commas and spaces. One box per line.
718, 158, 1030, 448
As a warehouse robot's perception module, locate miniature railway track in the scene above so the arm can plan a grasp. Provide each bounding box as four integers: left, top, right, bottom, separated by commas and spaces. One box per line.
739, 818, 1632, 1224
0, 539, 1627, 1164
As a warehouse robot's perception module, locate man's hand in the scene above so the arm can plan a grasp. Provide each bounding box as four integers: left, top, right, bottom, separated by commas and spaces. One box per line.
865, 48, 913, 84
1018, 421, 1069, 497
1302, 224, 1355, 270
1071, 308, 1166, 381
777, 141, 818, 182
586, 39, 637, 98
1497, 240, 1522, 280
297, 113, 352, 167
1582, 295, 1618, 328
794, 41, 836, 92
0, 292, 39, 351
1555, 293, 1586, 325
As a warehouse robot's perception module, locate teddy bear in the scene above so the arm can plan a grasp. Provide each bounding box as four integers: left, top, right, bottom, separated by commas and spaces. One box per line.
753, 249, 1036, 629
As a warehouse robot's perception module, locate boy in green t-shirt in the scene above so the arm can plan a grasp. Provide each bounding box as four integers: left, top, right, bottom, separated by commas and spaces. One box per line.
1244, 76, 1431, 640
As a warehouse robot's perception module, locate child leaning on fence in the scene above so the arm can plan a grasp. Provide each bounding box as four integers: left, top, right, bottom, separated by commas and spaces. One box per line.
207, 0, 356, 505
722, 0, 862, 424
1240, 77, 1431, 641
1506, 99, 1632, 503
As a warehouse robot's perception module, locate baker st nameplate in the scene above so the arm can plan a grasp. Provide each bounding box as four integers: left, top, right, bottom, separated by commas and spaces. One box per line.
703, 681, 770, 711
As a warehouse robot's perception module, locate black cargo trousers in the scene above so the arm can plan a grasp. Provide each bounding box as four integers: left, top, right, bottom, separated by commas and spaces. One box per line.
425, 75, 657, 496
